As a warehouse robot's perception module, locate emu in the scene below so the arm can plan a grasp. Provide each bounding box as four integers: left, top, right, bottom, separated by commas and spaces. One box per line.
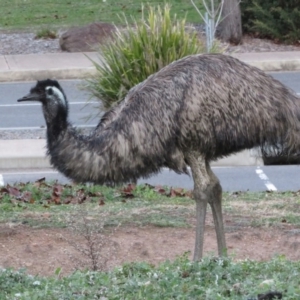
17, 54, 300, 260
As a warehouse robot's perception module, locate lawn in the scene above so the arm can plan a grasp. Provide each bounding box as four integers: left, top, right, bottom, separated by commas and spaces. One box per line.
0, 0, 204, 30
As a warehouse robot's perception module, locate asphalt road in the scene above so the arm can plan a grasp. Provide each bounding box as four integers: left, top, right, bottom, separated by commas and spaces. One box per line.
0, 80, 99, 129
1, 71, 300, 129
1, 165, 300, 192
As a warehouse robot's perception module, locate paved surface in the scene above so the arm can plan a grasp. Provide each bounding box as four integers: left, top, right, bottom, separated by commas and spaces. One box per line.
1, 50, 300, 171
0, 52, 99, 82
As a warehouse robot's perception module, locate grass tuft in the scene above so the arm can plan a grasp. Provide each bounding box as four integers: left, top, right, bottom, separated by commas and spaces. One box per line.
35, 28, 57, 39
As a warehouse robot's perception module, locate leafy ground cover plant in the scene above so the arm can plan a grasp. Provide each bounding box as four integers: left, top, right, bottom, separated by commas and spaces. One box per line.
0, 255, 299, 299
85, 4, 221, 110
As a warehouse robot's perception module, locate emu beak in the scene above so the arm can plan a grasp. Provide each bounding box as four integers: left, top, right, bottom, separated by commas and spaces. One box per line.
17, 92, 41, 102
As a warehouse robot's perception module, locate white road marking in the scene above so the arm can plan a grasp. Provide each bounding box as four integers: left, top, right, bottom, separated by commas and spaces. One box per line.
1, 170, 58, 175
255, 167, 277, 191
0, 124, 97, 131
2, 166, 230, 177
0, 174, 4, 186
0, 101, 98, 107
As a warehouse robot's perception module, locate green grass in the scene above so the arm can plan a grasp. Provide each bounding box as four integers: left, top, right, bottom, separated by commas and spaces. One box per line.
0, 182, 195, 228
0, 255, 299, 299
0, 0, 204, 30
1, 182, 300, 230
223, 191, 300, 228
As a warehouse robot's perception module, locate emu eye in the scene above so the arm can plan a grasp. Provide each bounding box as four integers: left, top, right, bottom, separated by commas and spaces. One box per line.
47, 88, 53, 95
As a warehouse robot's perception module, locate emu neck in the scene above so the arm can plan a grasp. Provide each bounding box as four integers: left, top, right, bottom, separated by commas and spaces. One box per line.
45, 120, 187, 185
44, 105, 69, 145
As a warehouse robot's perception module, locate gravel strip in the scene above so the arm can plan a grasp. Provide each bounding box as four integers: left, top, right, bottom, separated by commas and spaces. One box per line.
0, 128, 94, 140
0, 129, 47, 140
0, 32, 61, 55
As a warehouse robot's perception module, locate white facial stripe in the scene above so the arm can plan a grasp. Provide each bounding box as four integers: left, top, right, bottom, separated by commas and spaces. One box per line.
46, 86, 66, 106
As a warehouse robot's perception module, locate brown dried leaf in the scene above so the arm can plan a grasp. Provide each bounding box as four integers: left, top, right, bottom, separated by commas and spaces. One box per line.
120, 183, 136, 198
154, 185, 166, 195
75, 188, 88, 204
63, 196, 76, 205
99, 198, 105, 205
78, 195, 88, 204
168, 188, 177, 198
0, 187, 9, 194
292, 190, 300, 196
35, 177, 46, 184
185, 190, 193, 199
33, 177, 50, 188
168, 187, 186, 197
52, 184, 63, 197
52, 196, 61, 205
20, 191, 34, 203
7, 185, 21, 197
123, 183, 136, 193
76, 188, 85, 198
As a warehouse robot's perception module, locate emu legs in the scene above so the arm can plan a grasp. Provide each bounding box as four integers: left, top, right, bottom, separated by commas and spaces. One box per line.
186, 152, 227, 260
207, 163, 227, 256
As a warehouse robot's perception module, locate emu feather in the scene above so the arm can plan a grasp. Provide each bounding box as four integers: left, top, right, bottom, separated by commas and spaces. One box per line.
17, 54, 300, 260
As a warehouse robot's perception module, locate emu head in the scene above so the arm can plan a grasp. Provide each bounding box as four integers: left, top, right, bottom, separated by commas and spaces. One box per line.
17, 79, 68, 125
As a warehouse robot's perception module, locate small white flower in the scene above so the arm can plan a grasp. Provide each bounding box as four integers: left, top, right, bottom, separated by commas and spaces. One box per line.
33, 280, 41, 285
14, 293, 22, 297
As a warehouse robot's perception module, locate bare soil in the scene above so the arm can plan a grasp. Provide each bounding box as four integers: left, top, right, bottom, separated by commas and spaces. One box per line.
1, 212, 300, 277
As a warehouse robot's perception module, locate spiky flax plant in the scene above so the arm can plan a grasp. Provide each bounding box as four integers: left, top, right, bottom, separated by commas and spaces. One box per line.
85, 4, 221, 111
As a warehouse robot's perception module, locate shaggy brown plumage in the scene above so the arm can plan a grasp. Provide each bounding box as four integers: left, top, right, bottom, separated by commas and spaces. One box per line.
17, 54, 300, 260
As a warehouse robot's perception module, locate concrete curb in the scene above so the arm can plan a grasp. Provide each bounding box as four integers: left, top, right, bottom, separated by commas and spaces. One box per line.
232, 52, 300, 72
0, 140, 50, 169
1, 51, 300, 82
0, 139, 263, 170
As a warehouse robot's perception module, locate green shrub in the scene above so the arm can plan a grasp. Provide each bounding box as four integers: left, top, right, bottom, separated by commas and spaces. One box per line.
35, 28, 57, 39
85, 4, 221, 110
241, 0, 300, 44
